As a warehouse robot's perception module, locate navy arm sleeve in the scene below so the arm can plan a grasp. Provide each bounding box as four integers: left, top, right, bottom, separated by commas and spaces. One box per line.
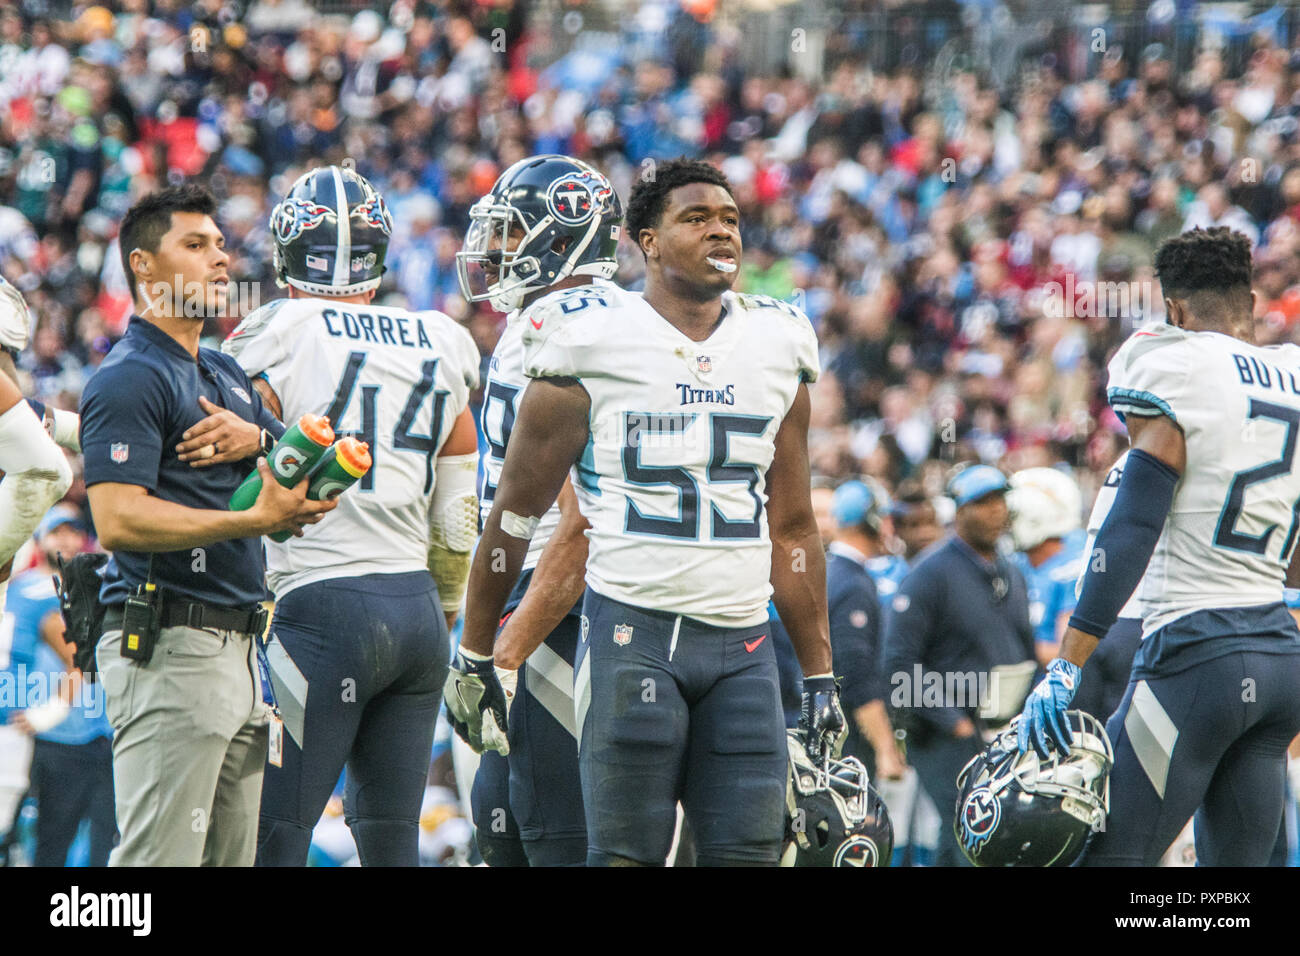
1067, 448, 1178, 638
79, 363, 167, 490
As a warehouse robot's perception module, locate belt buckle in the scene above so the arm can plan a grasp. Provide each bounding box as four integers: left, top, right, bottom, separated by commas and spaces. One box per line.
252, 606, 268, 637
185, 603, 205, 630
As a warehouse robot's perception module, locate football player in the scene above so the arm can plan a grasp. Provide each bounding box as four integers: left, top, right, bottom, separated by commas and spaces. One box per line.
223, 166, 481, 866
456, 158, 842, 866
447, 155, 621, 867
1007, 466, 1085, 665
0, 277, 73, 623
1020, 227, 1300, 865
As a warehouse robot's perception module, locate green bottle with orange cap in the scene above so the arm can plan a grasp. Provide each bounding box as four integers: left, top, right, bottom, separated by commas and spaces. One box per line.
228, 413, 335, 513
267, 437, 372, 542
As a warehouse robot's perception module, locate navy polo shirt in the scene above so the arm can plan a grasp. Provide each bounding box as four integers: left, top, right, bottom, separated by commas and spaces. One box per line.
882, 535, 1034, 735
79, 316, 285, 608
826, 542, 888, 712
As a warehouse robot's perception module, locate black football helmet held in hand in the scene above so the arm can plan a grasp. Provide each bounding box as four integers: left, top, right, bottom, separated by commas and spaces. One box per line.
781, 730, 893, 867
270, 165, 394, 297
457, 154, 622, 312
955, 710, 1112, 867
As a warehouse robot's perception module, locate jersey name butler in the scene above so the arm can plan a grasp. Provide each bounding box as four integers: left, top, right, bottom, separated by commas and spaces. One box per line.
520, 283, 820, 628
1107, 323, 1300, 634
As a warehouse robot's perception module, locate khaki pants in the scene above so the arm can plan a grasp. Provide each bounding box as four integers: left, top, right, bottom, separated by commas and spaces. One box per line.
97, 624, 269, 866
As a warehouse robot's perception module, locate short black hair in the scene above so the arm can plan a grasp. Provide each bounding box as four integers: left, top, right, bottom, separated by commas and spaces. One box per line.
1154, 226, 1253, 327
625, 158, 733, 257
119, 185, 218, 286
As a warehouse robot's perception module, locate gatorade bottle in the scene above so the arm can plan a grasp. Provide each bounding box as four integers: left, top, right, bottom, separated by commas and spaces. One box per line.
228, 414, 335, 513
269, 437, 371, 542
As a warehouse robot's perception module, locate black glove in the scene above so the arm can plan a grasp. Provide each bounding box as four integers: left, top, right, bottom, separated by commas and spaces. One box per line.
799, 675, 847, 763
443, 648, 516, 754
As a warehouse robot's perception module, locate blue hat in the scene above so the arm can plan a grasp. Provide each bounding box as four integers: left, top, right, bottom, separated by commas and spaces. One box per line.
34, 504, 85, 540
831, 480, 884, 535
947, 465, 1009, 508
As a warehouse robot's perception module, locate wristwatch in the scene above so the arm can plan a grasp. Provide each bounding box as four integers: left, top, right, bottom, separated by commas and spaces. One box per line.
259, 427, 275, 457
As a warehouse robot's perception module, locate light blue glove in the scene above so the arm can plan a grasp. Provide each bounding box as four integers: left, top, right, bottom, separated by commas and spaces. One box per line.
1018, 658, 1081, 759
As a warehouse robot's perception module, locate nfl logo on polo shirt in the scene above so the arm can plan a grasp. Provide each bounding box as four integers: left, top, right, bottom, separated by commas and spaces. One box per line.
110, 442, 129, 463
613, 624, 633, 646
696, 355, 711, 373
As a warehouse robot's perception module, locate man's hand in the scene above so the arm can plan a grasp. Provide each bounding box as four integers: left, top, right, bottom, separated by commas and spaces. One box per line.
875, 740, 907, 781
443, 647, 517, 753
800, 676, 847, 762
1018, 657, 1081, 759
245, 458, 337, 538
177, 396, 262, 467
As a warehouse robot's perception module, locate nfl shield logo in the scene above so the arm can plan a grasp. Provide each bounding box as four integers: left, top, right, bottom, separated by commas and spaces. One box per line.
110, 443, 129, 463
613, 624, 633, 646
696, 355, 712, 373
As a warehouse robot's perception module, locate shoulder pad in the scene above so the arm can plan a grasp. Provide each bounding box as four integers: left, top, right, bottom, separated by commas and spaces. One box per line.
520, 283, 617, 331
221, 297, 297, 358
1112, 323, 1189, 372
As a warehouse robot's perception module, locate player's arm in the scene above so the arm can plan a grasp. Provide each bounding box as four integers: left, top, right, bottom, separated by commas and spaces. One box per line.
428, 406, 479, 632
767, 383, 845, 758
462, 378, 590, 657
0, 374, 72, 582
445, 377, 588, 754
251, 377, 283, 421
767, 384, 832, 676
494, 477, 590, 670
1022, 413, 1184, 757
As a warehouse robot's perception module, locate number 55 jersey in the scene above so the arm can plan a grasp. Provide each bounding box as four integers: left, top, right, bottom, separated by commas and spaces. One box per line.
520, 283, 820, 628
1107, 323, 1300, 644
223, 297, 480, 598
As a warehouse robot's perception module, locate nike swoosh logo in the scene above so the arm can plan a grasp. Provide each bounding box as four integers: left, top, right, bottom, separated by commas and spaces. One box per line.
744, 635, 766, 653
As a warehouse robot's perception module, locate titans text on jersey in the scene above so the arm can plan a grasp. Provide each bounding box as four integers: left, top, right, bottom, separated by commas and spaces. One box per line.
520, 284, 820, 627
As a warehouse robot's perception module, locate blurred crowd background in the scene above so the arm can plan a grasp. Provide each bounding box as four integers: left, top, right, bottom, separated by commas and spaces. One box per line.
8, 0, 1300, 528
5, 0, 1300, 863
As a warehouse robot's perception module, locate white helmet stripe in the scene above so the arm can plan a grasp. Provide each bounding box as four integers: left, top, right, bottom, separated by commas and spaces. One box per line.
330, 165, 351, 289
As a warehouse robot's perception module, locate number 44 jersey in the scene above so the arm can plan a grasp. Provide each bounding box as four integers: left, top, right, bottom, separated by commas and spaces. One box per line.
520, 283, 820, 628
1107, 323, 1300, 635
223, 297, 480, 598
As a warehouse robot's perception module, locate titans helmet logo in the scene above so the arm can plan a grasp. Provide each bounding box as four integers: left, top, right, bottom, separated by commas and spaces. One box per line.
271, 198, 333, 245
546, 171, 613, 227
960, 786, 1002, 857
832, 836, 879, 867
352, 195, 393, 236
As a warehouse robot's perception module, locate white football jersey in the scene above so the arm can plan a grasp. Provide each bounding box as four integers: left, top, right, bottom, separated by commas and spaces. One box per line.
478, 284, 615, 572
1107, 323, 1300, 634
1076, 450, 1143, 621
520, 282, 820, 627
223, 297, 480, 598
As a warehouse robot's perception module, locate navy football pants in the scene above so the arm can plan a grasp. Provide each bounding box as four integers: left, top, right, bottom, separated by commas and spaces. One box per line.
577, 590, 787, 867
471, 613, 586, 866
1084, 649, 1300, 866
256, 572, 447, 867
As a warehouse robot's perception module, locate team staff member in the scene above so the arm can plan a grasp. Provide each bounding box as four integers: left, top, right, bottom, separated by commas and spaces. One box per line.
80, 186, 337, 867
825, 479, 904, 780
882, 465, 1035, 866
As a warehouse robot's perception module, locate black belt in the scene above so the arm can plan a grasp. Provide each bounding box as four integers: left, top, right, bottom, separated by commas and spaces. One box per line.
104, 600, 267, 636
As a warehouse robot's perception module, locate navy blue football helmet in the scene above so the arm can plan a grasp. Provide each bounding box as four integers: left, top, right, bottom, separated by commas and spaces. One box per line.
270, 165, 393, 297
457, 154, 622, 312
781, 730, 893, 867
955, 710, 1112, 866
